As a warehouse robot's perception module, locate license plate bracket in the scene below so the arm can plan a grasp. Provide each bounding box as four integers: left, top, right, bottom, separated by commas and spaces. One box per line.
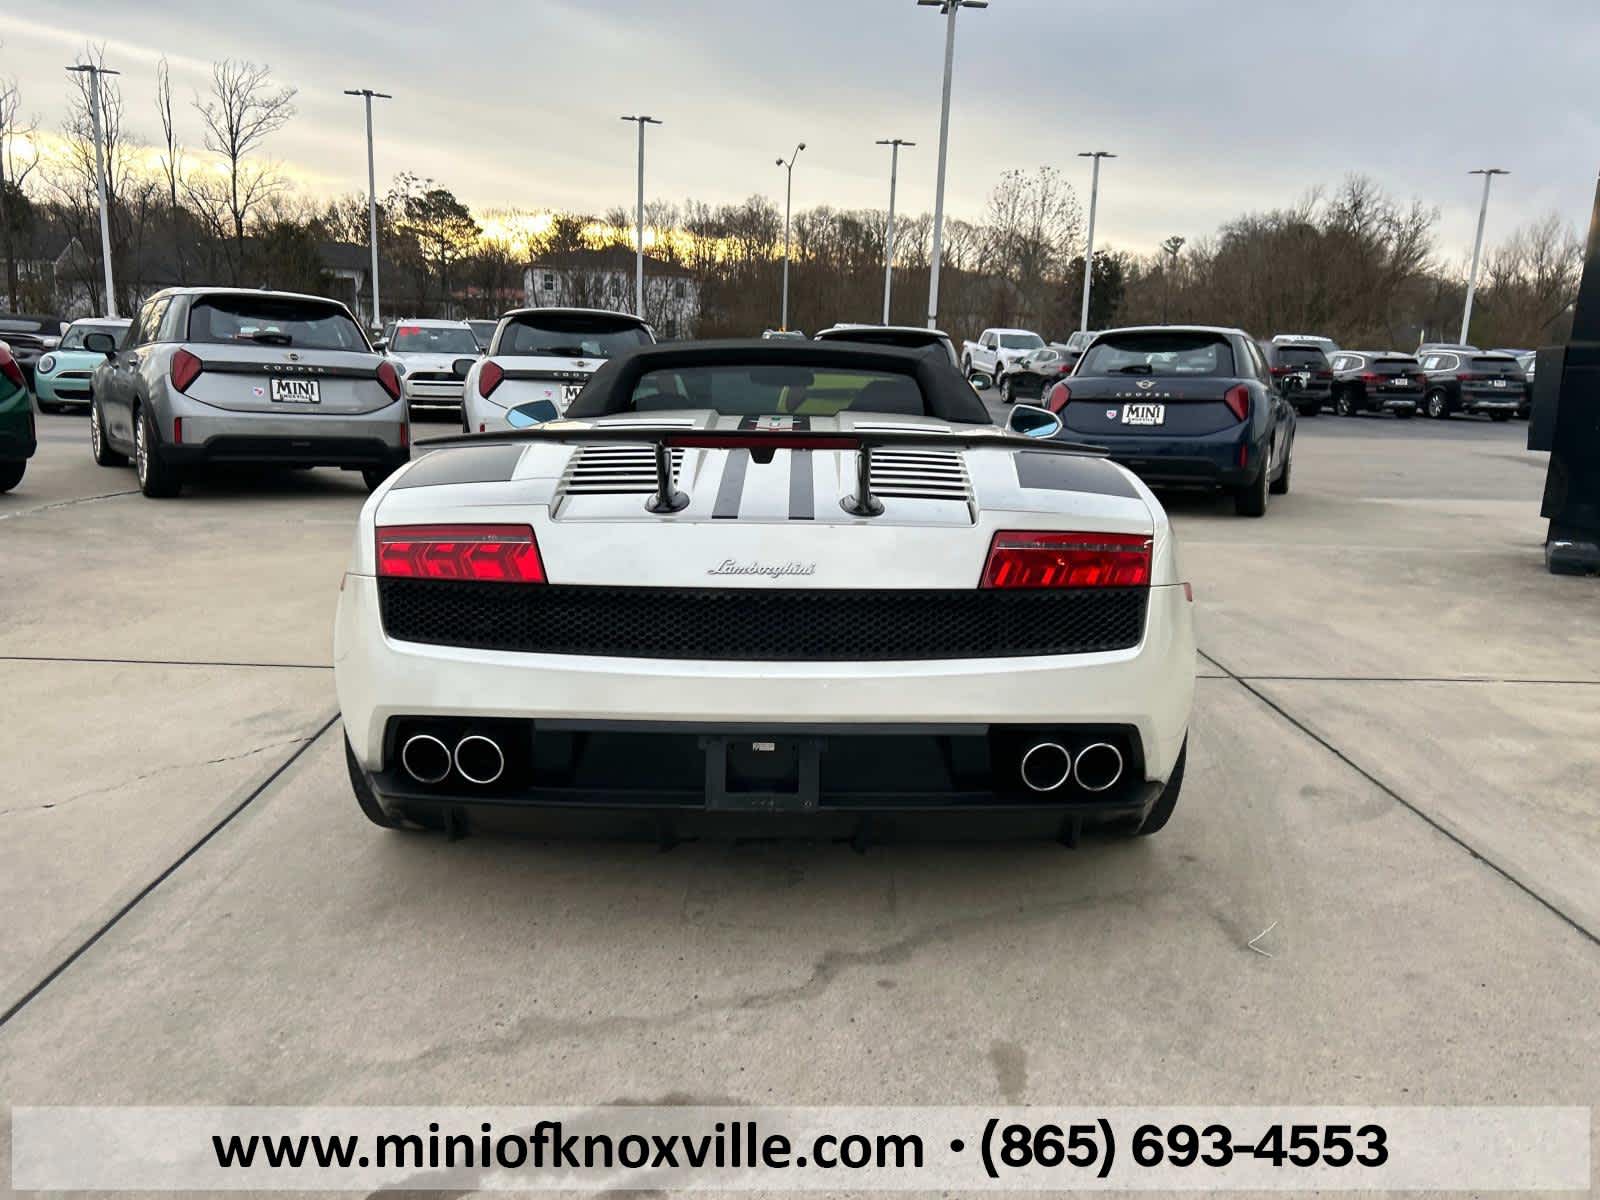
270, 377, 321, 404
703, 735, 822, 811
1121, 403, 1165, 426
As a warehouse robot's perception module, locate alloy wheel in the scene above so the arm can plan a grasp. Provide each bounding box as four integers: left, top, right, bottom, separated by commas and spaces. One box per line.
135, 415, 147, 485
90, 403, 102, 457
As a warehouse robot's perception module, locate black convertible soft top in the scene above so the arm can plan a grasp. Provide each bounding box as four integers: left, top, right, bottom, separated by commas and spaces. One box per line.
565, 338, 992, 425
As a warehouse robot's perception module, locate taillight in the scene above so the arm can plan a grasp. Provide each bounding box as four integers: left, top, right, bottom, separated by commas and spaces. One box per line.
1223, 384, 1250, 422
1269, 365, 1289, 376
980, 531, 1152, 589
1057, 363, 1072, 374
479, 360, 505, 398
173, 417, 183, 445
1045, 383, 1070, 414
170, 349, 203, 393
1412, 374, 1427, 386
0, 347, 21, 389
1358, 372, 1381, 383
376, 360, 402, 401
1456, 372, 1483, 382
376, 524, 545, 583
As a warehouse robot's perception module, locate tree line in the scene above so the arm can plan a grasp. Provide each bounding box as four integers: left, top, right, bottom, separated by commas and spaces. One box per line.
0, 49, 1584, 351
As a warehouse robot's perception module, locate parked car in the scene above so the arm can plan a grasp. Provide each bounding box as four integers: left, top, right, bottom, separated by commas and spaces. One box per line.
1514, 352, 1536, 417
32, 317, 132, 413
336, 339, 1194, 839
1061, 330, 1099, 356
762, 329, 807, 340
998, 344, 1078, 404
961, 327, 1045, 387
1416, 342, 1477, 357
461, 308, 655, 434
812, 324, 960, 369
1326, 350, 1423, 418
1260, 341, 1334, 415
378, 319, 481, 419
86, 287, 409, 498
0, 314, 65, 387
1416, 349, 1527, 421
1271, 332, 1339, 359
0, 341, 36, 492
468, 319, 499, 351
1045, 325, 1294, 516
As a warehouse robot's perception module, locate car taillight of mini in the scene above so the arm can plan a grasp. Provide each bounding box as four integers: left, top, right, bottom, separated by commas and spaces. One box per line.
981, 531, 1152, 589
0, 347, 22, 389
376, 524, 545, 583
170, 348, 203, 393
479, 361, 505, 398
1045, 382, 1070, 414
1223, 384, 1250, 422
376, 360, 402, 402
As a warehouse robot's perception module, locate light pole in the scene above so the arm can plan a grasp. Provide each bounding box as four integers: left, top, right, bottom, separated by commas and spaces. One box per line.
1161, 235, 1185, 324
918, 0, 987, 331
621, 115, 662, 318
877, 138, 915, 324
1077, 150, 1115, 334
343, 88, 392, 331
776, 142, 805, 331
66, 62, 120, 318
1460, 167, 1508, 345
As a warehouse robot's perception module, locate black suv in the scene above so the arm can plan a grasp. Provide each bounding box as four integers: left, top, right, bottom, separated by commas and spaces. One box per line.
1326, 351, 1424, 418
1261, 342, 1333, 415
1416, 350, 1527, 421
0, 314, 65, 388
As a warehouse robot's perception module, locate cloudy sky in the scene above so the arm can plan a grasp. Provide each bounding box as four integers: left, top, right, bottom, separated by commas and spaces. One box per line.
3, 0, 1597, 261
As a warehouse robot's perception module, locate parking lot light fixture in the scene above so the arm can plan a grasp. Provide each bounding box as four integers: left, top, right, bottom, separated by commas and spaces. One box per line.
777, 143, 805, 331
918, 0, 987, 330
1461, 168, 1509, 345
66, 62, 121, 318
877, 138, 916, 324
621, 116, 663, 319
343, 88, 392, 331
1077, 151, 1116, 335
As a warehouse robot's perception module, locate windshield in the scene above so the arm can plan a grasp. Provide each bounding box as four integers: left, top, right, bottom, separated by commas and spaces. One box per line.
390, 325, 481, 355
629, 365, 927, 417
1079, 332, 1236, 377
998, 333, 1044, 350
501, 314, 652, 358
188, 296, 369, 351
60, 322, 128, 349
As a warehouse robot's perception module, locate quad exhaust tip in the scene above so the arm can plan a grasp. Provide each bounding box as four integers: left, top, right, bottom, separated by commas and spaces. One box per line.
400, 733, 452, 785
453, 734, 506, 786
1073, 742, 1125, 793
1019, 742, 1073, 793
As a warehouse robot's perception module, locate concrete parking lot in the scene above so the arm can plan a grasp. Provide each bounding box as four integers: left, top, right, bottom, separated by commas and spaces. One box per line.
2, 408, 1597, 1181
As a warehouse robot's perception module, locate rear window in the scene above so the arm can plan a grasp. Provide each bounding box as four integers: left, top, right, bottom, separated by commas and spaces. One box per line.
1471, 356, 1518, 372
998, 332, 1044, 350
501, 313, 652, 358
1079, 332, 1236, 377
1275, 346, 1327, 366
390, 325, 480, 355
629, 365, 927, 418
1374, 357, 1418, 368
187, 296, 368, 351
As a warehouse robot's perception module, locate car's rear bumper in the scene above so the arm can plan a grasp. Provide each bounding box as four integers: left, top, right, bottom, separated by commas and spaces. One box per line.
404, 380, 465, 410
159, 403, 408, 465
1363, 391, 1420, 413
334, 573, 1196, 796
1074, 429, 1259, 489
1460, 394, 1521, 414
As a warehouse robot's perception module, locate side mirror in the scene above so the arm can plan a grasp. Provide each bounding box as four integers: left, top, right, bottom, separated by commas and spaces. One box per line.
371, 338, 387, 353
84, 332, 118, 357
971, 374, 991, 391
506, 399, 560, 428
451, 357, 476, 380
1006, 404, 1063, 439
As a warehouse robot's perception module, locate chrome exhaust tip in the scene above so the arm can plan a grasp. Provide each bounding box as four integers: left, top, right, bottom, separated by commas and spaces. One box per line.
399, 733, 452, 785
1019, 742, 1072, 793
1073, 743, 1124, 793
453, 734, 506, 786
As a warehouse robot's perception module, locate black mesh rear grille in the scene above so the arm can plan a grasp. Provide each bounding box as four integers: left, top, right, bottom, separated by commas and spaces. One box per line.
377, 579, 1147, 661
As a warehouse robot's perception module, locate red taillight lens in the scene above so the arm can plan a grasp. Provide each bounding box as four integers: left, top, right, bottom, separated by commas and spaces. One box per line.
1223, 384, 1250, 422
376, 524, 545, 583
173, 417, 183, 445
479, 360, 505, 398
376, 360, 402, 402
1045, 383, 1070, 414
1358, 372, 1381, 383
981, 531, 1152, 589
0, 348, 22, 389
1456, 372, 1482, 382
1269, 365, 1289, 376
170, 349, 203, 393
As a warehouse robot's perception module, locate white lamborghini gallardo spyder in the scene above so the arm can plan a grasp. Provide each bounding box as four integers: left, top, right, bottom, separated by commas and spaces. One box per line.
334, 339, 1196, 839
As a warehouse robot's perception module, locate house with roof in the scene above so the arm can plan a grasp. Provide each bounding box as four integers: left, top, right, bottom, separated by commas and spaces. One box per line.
524, 247, 700, 339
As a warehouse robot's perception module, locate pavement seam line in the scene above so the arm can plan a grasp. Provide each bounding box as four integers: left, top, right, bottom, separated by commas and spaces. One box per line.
0, 654, 331, 671
0, 713, 340, 1032
0, 489, 140, 521
1197, 649, 1600, 950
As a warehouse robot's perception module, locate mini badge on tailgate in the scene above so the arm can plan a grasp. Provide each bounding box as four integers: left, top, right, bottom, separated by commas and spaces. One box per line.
270, 377, 320, 404
1121, 403, 1165, 425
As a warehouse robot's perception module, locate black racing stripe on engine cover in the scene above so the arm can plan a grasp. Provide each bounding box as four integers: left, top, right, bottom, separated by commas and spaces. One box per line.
1015, 452, 1140, 498
714, 449, 750, 518
389, 445, 525, 488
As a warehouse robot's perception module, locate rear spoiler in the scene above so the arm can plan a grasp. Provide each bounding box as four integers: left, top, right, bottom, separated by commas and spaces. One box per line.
414, 421, 1108, 517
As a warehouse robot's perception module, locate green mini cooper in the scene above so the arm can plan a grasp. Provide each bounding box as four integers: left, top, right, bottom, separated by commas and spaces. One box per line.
0, 341, 36, 492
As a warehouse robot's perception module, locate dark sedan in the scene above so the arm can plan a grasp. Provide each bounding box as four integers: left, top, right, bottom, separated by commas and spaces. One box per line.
1417, 350, 1527, 421
1045, 325, 1294, 516
1327, 351, 1424, 418
998, 344, 1078, 404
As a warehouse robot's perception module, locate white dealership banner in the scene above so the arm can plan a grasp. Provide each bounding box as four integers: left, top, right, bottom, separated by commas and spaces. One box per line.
11, 1105, 1592, 1191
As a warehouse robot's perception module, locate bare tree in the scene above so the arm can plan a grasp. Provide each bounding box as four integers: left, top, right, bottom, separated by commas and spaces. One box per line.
0, 69, 43, 310
191, 59, 297, 283
155, 57, 186, 284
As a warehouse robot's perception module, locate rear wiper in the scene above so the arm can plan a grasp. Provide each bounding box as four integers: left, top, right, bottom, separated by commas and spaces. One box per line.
244, 331, 293, 346
1111, 364, 1154, 374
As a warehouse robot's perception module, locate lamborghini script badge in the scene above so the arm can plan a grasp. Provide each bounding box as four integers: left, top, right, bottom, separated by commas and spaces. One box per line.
707, 559, 817, 580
